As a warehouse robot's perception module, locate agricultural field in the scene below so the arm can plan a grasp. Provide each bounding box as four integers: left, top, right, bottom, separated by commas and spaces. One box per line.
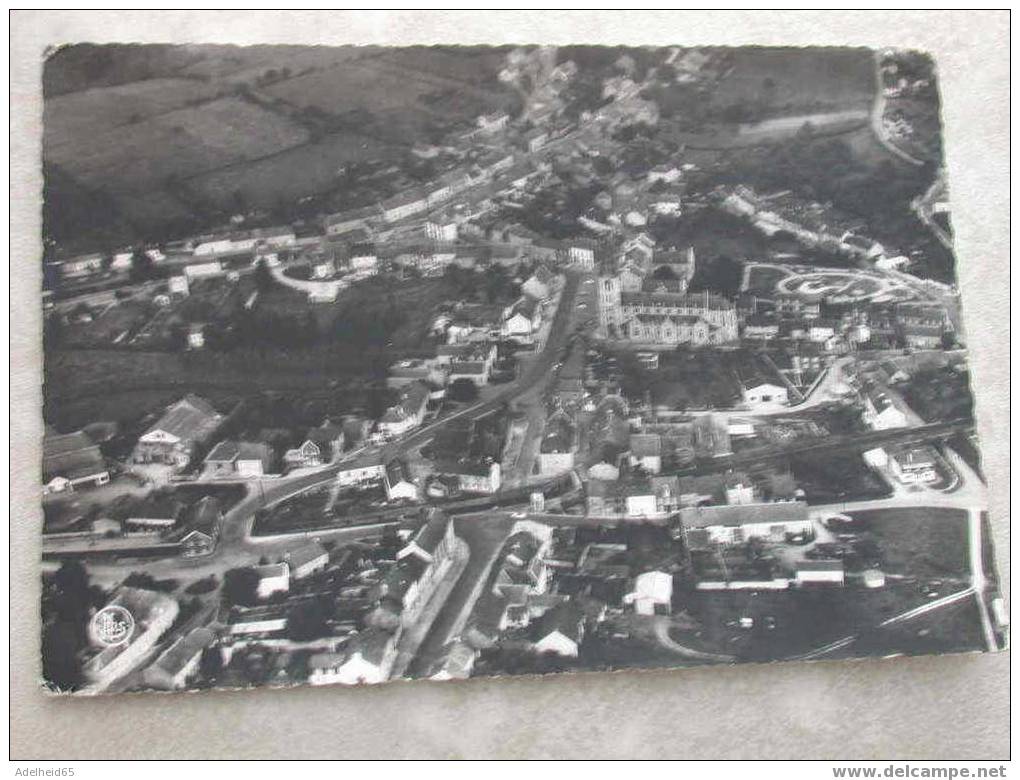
262, 56, 514, 146
42, 43, 519, 254
43, 78, 223, 149
46, 96, 310, 192
845, 506, 970, 580
186, 130, 398, 213
678, 578, 967, 663
852, 596, 990, 658
709, 46, 875, 116
60, 299, 157, 348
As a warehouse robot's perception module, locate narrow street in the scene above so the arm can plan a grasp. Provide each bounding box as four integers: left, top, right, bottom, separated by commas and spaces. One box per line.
404, 514, 514, 677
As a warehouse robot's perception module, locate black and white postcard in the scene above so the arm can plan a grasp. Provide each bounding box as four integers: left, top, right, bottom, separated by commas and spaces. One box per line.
37, 41, 1007, 697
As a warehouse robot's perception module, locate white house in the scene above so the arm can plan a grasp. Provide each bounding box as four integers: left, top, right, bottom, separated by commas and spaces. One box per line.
502, 297, 542, 338
626, 493, 658, 518
863, 447, 889, 469
193, 238, 233, 256
875, 254, 910, 270
795, 560, 845, 586
184, 261, 223, 280
42, 431, 110, 494
625, 571, 673, 616
307, 628, 397, 685
203, 440, 274, 478
725, 482, 756, 506
187, 324, 205, 350
111, 251, 134, 272
255, 563, 290, 600
311, 259, 335, 279
377, 382, 430, 438
384, 460, 419, 502
57, 254, 105, 279
890, 447, 939, 484
335, 457, 387, 487
477, 111, 510, 132
251, 226, 296, 248
533, 602, 585, 657
681, 502, 812, 545
647, 165, 683, 184
169, 275, 190, 297
624, 210, 648, 227
863, 391, 908, 430
132, 394, 222, 469
742, 382, 789, 409
349, 251, 378, 273
651, 198, 683, 216
226, 607, 287, 636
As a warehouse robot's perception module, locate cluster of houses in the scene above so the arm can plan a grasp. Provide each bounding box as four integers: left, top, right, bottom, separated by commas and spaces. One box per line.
84, 512, 466, 690
385, 266, 560, 399
720, 185, 911, 270
737, 292, 954, 357
250, 512, 463, 687
47, 227, 297, 287
463, 520, 681, 661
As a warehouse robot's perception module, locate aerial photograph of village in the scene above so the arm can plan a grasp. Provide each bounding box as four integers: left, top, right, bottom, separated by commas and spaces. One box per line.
39, 43, 1006, 695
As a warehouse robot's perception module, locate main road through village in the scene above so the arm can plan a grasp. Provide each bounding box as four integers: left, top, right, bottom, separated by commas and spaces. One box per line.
65, 271, 584, 586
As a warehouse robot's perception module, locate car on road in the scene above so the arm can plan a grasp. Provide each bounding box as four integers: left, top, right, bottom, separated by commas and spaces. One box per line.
510, 511, 527, 519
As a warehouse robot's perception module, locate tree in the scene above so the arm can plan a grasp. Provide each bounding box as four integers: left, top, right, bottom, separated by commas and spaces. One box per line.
591, 156, 613, 176
448, 378, 480, 402
41, 560, 96, 691
222, 567, 260, 607
198, 646, 224, 683
185, 575, 219, 595
42, 622, 84, 692
123, 571, 159, 590
253, 259, 273, 292
129, 249, 154, 282
287, 599, 330, 641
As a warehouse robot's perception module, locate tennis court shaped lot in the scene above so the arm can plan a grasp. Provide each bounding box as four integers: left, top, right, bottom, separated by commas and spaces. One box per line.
743, 262, 919, 303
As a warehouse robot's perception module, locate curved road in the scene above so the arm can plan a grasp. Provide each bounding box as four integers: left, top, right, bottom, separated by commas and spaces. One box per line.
64, 272, 582, 585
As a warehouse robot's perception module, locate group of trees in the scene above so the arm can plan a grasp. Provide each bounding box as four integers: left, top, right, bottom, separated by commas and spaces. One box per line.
447, 378, 480, 403
41, 561, 107, 692
513, 182, 603, 240
442, 263, 520, 305
222, 567, 260, 608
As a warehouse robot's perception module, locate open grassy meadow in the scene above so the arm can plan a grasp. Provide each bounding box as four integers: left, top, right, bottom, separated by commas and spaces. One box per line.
42, 44, 517, 253
710, 47, 875, 115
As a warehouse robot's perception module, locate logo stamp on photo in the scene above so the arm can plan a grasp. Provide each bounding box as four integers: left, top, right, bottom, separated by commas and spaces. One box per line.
90, 605, 135, 647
